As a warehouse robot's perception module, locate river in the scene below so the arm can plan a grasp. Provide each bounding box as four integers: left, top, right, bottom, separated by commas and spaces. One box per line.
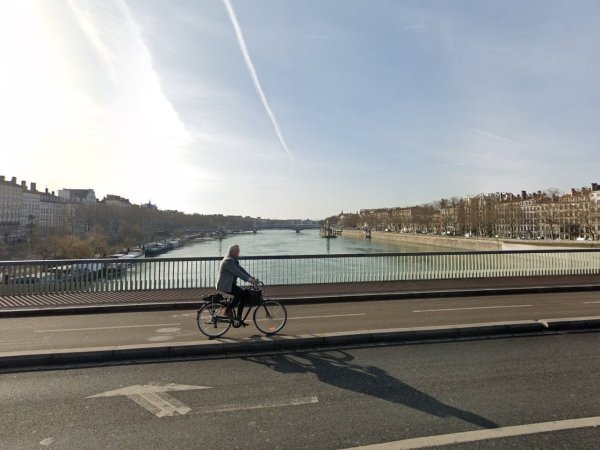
161, 229, 459, 259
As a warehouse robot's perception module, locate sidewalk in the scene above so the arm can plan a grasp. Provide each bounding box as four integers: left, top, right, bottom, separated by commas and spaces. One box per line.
0, 275, 599, 315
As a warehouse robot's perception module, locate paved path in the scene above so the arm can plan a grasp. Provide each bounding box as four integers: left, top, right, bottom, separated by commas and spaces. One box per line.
1, 290, 599, 353
2, 333, 599, 449
1, 274, 599, 310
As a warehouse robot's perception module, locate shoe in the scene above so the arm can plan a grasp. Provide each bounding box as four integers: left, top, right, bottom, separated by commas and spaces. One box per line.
239, 321, 249, 327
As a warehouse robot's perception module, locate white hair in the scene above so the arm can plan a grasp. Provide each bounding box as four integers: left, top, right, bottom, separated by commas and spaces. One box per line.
228, 244, 240, 257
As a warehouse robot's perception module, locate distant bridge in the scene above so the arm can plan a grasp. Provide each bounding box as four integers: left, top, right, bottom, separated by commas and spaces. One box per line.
182, 222, 320, 237
252, 223, 320, 233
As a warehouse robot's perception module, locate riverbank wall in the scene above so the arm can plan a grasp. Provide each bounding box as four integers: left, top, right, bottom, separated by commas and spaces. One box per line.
342, 230, 600, 251
342, 229, 502, 251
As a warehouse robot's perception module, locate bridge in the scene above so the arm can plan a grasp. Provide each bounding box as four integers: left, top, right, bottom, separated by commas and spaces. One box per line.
180, 221, 321, 238
251, 222, 320, 233
2, 250, 600, 449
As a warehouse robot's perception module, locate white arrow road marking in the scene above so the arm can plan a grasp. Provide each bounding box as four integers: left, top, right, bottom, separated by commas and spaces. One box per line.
127, 392, 190, 418
87, 383, 211, 418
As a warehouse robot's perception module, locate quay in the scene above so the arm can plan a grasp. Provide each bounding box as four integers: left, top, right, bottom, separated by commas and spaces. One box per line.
343, 228, 600, 251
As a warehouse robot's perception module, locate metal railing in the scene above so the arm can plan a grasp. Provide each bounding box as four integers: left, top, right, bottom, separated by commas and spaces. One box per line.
1, 250, 599, 296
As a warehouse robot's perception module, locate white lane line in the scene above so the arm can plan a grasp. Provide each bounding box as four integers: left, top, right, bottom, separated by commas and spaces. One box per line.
584, 301, 600, 304
413, 305, 532, 313
200, 396, 318, 413
255, 313, 366, 322
289, 313, 365, 321
341, 415, 600, 450
35, 323, 181, 333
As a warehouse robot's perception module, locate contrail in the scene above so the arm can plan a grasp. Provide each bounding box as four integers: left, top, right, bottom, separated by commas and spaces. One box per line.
471, 129, 526, 147
222, 0, 294, 162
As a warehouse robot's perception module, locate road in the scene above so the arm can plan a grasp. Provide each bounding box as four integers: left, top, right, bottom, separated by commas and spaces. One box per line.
1, 291, 599, 353
1, 332, 599, 449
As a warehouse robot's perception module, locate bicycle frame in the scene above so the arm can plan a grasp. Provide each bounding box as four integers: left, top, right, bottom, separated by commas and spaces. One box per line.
208, 287, 267, 328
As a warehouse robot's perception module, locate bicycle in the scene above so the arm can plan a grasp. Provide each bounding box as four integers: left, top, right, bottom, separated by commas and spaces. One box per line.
196, 281, 287, 338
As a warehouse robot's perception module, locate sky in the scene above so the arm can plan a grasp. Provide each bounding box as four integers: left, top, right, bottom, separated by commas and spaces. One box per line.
1, 0, 599, 219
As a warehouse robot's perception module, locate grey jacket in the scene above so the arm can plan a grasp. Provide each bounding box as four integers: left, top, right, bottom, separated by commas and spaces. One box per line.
216, 256, 252, 293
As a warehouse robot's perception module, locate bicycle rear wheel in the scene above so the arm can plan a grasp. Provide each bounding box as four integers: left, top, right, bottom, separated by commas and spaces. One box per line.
197, 301, 231, 338
253, 300, 287, 335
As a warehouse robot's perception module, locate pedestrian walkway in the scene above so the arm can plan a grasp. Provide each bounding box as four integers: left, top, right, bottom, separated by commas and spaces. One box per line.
0, 274, 598, 311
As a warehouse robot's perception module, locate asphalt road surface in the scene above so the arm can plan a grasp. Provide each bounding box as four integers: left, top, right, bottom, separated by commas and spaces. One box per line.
2, 332, 599, 449
1, 291, 600, 352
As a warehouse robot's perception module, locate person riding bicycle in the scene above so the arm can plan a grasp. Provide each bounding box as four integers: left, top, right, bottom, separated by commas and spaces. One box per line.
216, 244, 257, 325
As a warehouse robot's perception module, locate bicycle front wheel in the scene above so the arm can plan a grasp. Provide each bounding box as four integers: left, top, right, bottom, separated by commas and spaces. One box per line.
253, 300, 287, 335
197, 302, 231, 338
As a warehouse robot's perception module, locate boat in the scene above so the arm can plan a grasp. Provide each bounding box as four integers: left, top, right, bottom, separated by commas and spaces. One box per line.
144, 242, 169, 257
105, 254, 128, 275
122, 248, 144, 259
166, 239, 182, 250
320, 225, 337, 239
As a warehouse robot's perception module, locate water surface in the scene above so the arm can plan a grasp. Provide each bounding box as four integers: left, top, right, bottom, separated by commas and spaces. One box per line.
162, 229, 457, 258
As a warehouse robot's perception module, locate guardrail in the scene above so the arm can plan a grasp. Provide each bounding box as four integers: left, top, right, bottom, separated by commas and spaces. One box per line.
1, 250, 599, 296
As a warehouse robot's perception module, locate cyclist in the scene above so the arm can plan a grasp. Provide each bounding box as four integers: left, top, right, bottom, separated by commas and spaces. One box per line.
216, 244, 257, 325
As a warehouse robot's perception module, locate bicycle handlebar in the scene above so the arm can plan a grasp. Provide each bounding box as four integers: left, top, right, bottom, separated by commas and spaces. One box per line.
250, 279, 265, 289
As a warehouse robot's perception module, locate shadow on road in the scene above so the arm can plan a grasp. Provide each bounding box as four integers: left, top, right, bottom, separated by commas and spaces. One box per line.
245, 350, 498, 429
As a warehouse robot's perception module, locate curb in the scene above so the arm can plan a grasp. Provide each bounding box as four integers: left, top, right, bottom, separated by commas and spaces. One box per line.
1, 283, 600, 318
2, 317, 599, 371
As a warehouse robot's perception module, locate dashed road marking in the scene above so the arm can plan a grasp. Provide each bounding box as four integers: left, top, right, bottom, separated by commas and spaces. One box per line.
288, 313, 366, 320
413, 305, 532, 313
35, 323, 181, 333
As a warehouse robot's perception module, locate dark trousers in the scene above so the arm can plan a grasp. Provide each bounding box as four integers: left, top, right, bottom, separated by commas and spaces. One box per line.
228, 284, 250, 318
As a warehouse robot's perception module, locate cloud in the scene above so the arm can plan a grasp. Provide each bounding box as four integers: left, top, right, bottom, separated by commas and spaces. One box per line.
66, 0, 117, 80
222, 0, 294, 162
1, 0, 203, 210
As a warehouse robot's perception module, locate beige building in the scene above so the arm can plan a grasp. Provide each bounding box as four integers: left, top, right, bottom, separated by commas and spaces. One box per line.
0, 175, 69, 241
21, 182, 41, 232
58, 189, 97, 205
357, 182, 600, 241
101, 195, 132, 208
590, 190, 600, 238
40, 190, 66, 231
0, 176, 23, 241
